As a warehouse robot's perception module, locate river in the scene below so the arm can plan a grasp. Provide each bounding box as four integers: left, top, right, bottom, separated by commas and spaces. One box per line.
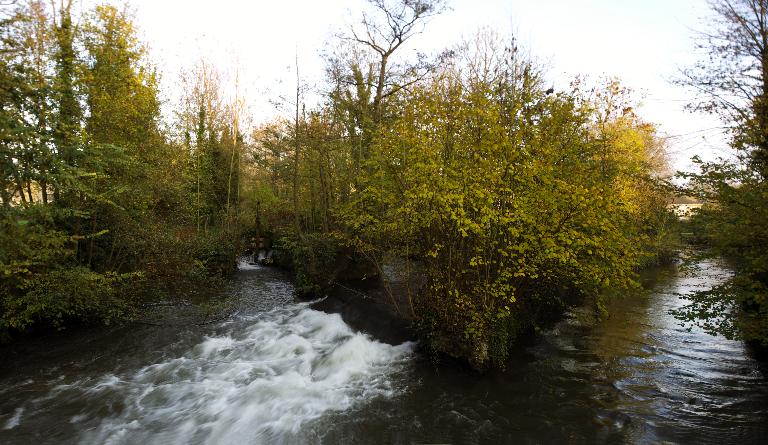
0, 259, 766, 444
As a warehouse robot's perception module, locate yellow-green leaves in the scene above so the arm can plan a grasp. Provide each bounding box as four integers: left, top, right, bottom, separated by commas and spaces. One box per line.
341, 51, 669, 368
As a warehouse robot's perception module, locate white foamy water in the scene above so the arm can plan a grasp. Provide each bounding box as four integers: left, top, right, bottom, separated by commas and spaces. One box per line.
237, 256, 263, 271
44, 303, 414, 445
1, 408, 23, 430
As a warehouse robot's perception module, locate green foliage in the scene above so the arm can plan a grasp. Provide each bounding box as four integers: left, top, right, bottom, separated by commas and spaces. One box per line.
0, 205, 135, 335
242, 29, 673, 368
674, 159, 768, 345
187, 230, 237, 277
0, 2, 242, 339
2, 267, 135, 332
83, 5, 160, 150
274, 232, 343, 296
0, 206, 72, 280
671, 0, 768, 348
339, 41, 670, 368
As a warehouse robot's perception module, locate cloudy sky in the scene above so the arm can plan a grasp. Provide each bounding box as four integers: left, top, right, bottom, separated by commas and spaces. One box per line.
113, 0, 727, 172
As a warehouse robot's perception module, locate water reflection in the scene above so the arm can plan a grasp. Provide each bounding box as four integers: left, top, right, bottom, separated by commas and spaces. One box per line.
316, 261, 768, 444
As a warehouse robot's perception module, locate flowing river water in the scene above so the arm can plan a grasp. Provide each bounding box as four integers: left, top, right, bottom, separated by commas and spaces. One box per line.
1, 259, 767, 444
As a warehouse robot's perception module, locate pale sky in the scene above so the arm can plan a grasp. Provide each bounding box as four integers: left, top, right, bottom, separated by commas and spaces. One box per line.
95, 0, 728, 172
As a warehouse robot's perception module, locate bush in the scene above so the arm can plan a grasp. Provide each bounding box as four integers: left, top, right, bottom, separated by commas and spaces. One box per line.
340, 66, 668, 369
0, 207, 138, 338
1, 267, 136, 332
274, 232, 343, 297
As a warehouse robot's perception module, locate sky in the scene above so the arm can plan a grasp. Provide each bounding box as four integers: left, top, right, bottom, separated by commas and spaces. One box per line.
106, 0, 728, 172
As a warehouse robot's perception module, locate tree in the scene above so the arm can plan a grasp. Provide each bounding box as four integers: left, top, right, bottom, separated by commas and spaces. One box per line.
344, 0, 445, 124
328, 0, 445, 182
83, 4, 160, 151
51, 0, 80, 175
340, 33, 670, 368
679, 0, 768, 177
177, 60, 230, 230
292, 57, 303, 235
1, 1, 244, 340
1, 2, 33, 207
0, 1, 57, 206
675, 0, 768, 346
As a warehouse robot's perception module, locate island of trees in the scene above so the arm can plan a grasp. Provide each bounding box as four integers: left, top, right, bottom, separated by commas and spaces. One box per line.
1, 0, 765, 368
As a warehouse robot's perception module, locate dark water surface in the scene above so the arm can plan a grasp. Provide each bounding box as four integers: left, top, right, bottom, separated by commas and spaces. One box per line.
1, 260, 766, 444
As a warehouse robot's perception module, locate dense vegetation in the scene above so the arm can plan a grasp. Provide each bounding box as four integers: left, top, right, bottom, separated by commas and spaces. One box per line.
1, 1, 244, 339
1, 0, 676, 367
336, 40, 673, 366
673, 0, 768, 347
248, 2, 674, 366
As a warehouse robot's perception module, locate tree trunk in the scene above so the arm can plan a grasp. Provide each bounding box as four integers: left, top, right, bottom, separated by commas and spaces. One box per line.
292, 57, 302, 235
373, 54, 388, 126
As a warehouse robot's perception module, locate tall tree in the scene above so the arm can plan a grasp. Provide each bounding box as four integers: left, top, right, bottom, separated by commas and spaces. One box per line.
83, 4, 160, 151
345, 0, 445, 125
292, 56, 303, 234
51, 0, 80, 174
328, 0, 445, 183
339, 32, 670, 367
0, 2, 32, 207
679, 0, 768, 177
19, 0, 53, 204
675, 0, 768, 346
179, 60, 226, 229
